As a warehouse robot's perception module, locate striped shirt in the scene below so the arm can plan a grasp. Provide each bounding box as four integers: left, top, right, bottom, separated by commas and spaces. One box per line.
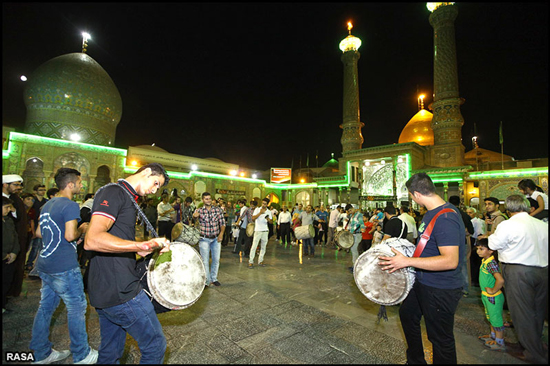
346, 212, 365, 234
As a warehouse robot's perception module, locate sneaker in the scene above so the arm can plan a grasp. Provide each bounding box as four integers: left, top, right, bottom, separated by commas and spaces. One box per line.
259, 262, 266, 267
33, 349, 71, 364
75, 348, 98, 364
485, 340, 507, 352
212, 281, 221, 286
248, 263, 254, 269
478, 334, 494, 343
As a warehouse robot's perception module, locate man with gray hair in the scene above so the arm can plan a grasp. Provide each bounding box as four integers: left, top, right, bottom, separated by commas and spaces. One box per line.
482, 194, 548, 363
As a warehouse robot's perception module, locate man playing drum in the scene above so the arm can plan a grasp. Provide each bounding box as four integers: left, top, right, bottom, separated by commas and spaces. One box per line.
299, 205, 320, 257
193, 192, 226, 286
84, 163, 171, 364
344, 204, 365, 272
378, 172, 465, 364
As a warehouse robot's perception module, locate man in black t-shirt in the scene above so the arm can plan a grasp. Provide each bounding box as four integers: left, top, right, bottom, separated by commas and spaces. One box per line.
84, 163, 171, 364
382, 205, 407, 241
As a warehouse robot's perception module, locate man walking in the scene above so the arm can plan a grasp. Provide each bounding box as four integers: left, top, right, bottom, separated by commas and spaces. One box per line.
379, 172, 465, 364
277, 205, 292, 245
484, 194, 548, 364
29, 168, 97, 364
193, 192, 225, 286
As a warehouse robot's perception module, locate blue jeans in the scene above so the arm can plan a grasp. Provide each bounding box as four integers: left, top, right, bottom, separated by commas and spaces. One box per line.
199, 237, 221, 285
30, 267, 90, 363
96, 290, 166, 364
303, 238, 314, 255
26, 237, 42, 268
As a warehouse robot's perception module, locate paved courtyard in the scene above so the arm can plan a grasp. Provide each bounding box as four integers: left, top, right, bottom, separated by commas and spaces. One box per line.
2, 234, 546, 364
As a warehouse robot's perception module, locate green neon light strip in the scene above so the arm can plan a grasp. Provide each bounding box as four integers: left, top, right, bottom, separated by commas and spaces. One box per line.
469, 168, 548, 179
431, 177, 464, 183
8, 132, 127, 156
124, 163, 351, 190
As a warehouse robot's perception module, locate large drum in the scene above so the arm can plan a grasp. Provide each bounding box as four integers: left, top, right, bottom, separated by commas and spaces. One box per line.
295, 224, 315, 240
353, 238, 416, 306
335, 230, 354, 249
171, 222, 200, 245
146, 243, 206, 310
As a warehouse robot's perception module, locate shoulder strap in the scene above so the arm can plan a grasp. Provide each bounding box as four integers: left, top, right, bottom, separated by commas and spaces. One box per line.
412, 208, 455, 257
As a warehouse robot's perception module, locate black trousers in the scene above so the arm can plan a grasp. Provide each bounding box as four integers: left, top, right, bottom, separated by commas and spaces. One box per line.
157, 221, 174, 241
279, 223, 291, 244
502, 263, 548, 364
399, 281, 462, 364
2, 260, 16, 308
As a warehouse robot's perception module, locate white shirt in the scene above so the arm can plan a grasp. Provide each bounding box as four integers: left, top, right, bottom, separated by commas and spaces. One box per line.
157, 202, 172, 221
471, 217, 486, 238
528, 191, 548, 210
278, 211, 292, 224
328, 209, 340, 228
488, 212, 548, 267
398, 212, 418, 239
253, 207, 272, 231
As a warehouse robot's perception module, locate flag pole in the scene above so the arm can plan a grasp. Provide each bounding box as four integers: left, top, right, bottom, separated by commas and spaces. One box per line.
499, 121, 504, 169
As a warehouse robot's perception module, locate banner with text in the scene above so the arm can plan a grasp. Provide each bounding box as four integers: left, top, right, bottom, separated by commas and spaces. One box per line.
270, 168, 292, 184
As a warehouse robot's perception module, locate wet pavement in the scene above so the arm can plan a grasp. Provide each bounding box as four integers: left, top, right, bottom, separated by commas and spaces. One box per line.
2, 235, 547, 364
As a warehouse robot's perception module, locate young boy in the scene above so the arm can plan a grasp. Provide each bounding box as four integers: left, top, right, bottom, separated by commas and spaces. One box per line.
372, 224, 384, 246
2, 196, 19, 314
476, 238, 506, 351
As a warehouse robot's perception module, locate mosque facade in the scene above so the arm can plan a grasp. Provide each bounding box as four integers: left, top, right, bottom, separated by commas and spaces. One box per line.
3, 3, 547, 210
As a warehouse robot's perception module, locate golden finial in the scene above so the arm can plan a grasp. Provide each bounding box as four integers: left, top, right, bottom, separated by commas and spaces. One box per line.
418, 94, 425, 110
347, 21, 353, 35
81, 32, 91, 53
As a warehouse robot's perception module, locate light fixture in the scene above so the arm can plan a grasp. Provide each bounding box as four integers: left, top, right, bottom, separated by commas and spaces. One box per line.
252, 173, 257, 179
69, 133, 81, 142
191, 164, 198, 171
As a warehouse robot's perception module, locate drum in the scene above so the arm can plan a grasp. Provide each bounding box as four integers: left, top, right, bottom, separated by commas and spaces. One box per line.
171, 222, 200, 245
353, 238, 416, 306
295, 224, 315, 240
335, 230, 354, 249
246, 223, 255, 237
146, 243, 206, 310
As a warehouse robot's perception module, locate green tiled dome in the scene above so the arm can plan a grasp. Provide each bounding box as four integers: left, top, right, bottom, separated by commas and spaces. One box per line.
24, 53, 122, 146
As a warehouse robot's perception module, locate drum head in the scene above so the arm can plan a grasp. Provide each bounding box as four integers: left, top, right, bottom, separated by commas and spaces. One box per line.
353, 246, 409, 306
171, 222, 183, 241
147, 243, 206, 310
337, 230, 354, 249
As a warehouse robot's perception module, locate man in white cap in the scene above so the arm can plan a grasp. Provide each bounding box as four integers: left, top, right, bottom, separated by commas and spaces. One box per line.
2, 174, 28, 298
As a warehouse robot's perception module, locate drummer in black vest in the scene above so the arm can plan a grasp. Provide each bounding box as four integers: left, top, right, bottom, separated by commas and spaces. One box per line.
378, 172, 465, 364
84, 163, 171, 364
382, 205, 408, 241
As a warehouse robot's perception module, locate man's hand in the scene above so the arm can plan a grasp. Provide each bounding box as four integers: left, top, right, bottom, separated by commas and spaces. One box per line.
135, 238, 171, 257
79, 222, 89, 235
378, 248, 410, 274
193, 211, 200, 218
4, 253, 17, 264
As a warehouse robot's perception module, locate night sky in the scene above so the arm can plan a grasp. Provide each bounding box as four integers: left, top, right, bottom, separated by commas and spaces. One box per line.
2, 3, 548, 171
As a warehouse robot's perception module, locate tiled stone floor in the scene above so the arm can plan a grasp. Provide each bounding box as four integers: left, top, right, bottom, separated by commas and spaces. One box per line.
3, 235, 546, 364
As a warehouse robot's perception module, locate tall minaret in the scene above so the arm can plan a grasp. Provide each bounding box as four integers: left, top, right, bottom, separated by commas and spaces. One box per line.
427, 3, 465, 167
339, 22, 364, 153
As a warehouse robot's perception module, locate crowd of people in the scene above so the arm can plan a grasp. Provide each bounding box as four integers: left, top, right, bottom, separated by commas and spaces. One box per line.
2, 168, 548, 364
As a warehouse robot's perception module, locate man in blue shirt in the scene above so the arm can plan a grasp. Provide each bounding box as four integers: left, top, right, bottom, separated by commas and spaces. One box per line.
379, 172, 465, 364
30, 168, 97, 364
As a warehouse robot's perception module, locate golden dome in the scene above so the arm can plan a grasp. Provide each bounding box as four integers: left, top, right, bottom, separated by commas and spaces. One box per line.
398, 109, 434, 146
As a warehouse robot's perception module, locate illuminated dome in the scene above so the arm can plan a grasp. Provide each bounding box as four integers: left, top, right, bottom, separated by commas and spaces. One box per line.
339, 35, 362, 52
24, 53, 122, 146
398, 109, 434, 146
464, 147, 514, 165
322, 153, 340, 170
